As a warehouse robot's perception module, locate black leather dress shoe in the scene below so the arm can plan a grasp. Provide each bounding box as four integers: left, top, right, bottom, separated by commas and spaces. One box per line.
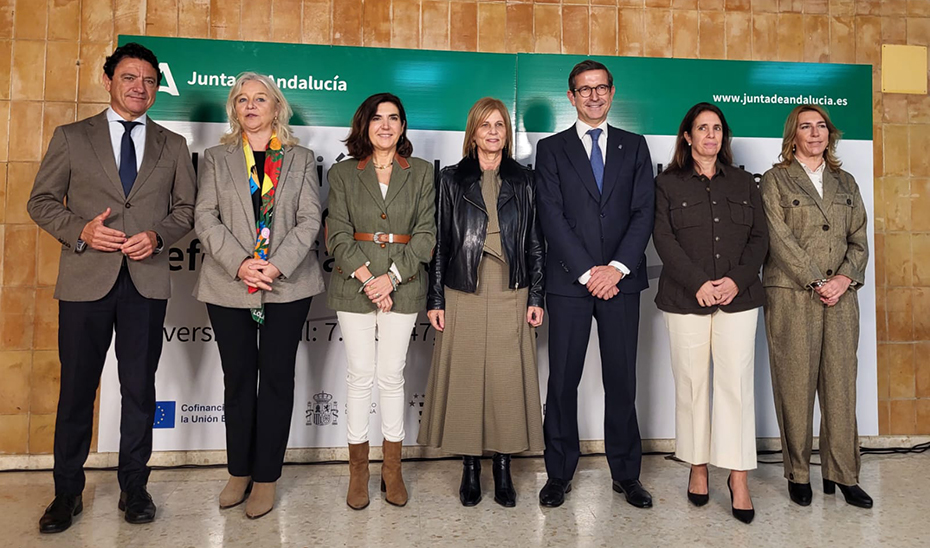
788, 481, 812, 506
460, 456, 482, 507
118, 487, 157, 524
538, 478, 572, 507
39, 494, 83, 534
824, 479, 873, 509
613, 479, 653, 508
492, 453, 516, 507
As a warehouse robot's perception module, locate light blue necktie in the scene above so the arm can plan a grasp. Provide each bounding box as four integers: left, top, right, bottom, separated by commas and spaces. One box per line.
587, 128, 604, 193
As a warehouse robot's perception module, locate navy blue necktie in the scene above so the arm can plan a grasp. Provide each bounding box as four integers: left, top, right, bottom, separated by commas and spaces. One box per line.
118, 120, 140, 196
587, 128, 604, 193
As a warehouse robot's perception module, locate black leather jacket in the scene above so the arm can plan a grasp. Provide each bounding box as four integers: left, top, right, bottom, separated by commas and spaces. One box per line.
428, 156, 545, 310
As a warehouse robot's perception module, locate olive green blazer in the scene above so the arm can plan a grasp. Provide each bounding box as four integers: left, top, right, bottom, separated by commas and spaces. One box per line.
326, 155, 436, 313
760, 160, 868, 290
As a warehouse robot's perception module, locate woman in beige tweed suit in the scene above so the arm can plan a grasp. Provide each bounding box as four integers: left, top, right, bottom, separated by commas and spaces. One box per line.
761, 104, 872, 509
418, 98, 546, 508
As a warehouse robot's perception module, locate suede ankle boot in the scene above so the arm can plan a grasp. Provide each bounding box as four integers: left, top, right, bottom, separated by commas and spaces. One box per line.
347, 442, 371, 510
245, 481, 275, 519
380, 440, 408, 506
218, 475, 252, 509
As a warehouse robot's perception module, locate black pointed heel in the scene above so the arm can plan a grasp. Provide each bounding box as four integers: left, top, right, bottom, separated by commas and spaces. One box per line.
727, 474, 755, 524
687, 468, 709, 507
823, 479, 873, 508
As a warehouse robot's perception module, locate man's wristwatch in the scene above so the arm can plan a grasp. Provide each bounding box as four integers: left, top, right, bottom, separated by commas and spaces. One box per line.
153, 233, 164, 255
75, 239, 87, 253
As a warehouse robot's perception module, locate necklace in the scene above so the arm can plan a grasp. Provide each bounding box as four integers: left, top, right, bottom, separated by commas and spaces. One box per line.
372, 159, 393, 170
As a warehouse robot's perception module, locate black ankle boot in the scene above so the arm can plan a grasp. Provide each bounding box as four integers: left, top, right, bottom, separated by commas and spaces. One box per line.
492, 453, 516, 507
460, 456, 482, 506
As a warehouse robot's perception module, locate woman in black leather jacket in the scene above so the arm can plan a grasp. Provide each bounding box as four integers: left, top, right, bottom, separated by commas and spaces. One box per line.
417, 97, 545, 508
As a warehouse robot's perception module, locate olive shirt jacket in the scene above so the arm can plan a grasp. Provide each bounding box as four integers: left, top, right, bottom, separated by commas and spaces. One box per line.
653, 163, 769, 314
760, 160, 868, 290
326, 155, 436, 314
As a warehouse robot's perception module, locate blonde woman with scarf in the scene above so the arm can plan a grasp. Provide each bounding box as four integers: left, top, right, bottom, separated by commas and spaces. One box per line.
194, 72, 325, 519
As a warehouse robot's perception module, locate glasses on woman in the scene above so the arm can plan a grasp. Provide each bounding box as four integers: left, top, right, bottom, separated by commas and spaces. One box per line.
573, 84, 611, 98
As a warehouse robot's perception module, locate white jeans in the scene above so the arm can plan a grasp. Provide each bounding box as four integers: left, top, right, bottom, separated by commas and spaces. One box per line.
664, 308, 759, 471
337, 310, 418, 444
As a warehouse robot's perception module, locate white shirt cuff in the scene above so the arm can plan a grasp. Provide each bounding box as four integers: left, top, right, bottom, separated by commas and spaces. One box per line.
609, 261, 630, 276
349, 261, 372, 279
578, 266, 595, 285
390, 262, 401, 283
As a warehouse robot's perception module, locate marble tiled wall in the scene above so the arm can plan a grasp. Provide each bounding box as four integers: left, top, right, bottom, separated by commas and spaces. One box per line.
1, 0, 929, 454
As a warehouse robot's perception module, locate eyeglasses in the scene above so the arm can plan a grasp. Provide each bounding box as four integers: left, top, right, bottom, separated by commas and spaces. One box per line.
573, 84, 611, 98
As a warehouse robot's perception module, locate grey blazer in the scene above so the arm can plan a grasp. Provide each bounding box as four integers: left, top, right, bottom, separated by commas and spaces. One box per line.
27, 110, 196, 301
193, 142, 325, 308
760, 160, 869, 290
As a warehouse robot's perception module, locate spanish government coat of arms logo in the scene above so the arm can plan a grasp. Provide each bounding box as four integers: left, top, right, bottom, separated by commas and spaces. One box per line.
306, 391, 338, 426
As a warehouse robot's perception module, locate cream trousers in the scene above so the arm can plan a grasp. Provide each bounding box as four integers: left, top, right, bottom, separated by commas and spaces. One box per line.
337, 310, 418, 444
664, 308, 759, 471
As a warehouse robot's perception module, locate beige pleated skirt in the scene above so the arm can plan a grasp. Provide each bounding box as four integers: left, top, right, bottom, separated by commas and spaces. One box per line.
417, 253, 544, 456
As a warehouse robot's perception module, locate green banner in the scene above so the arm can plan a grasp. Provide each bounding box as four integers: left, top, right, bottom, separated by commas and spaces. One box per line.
120, 36, 872, 140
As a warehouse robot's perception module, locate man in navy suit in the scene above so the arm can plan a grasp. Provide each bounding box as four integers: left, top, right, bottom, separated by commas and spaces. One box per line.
535, 60, 655, 508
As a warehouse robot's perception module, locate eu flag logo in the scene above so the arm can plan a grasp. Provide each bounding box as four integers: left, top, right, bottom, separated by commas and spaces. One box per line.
153, 401, 176, 429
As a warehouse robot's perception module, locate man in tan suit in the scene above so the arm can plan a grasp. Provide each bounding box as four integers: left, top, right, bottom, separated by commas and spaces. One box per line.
27, 43, 196, 533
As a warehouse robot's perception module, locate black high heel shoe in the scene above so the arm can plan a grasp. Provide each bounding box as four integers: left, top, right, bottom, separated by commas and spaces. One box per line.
823, 479, 873, 509
727, 474, 755, 524
687, 468, 709, 507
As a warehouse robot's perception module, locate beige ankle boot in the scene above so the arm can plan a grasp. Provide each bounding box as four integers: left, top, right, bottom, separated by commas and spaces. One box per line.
381, 440, 408, 506
245, 482, 276, 519
219, 475, 252, 509
347, 442, 371, 510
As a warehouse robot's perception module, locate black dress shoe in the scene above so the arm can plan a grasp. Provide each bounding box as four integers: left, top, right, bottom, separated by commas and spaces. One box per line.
788, 481, 812, 506
492, 453, 516, 507
538, 478, 572, 507
460, 456, 482, 507
612, 479, 653, 508
727, 474, 755, 524
39, 494, 83, 534
118, 487, 157, 524
687, 469, 709, 507
823, 479, 873, 509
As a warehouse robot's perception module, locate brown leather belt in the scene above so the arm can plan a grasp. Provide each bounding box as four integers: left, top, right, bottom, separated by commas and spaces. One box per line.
354, 232, 411, 244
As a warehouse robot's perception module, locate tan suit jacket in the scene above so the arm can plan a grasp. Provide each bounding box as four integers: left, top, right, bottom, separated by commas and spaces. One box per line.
326, 155, 436, 314
27, 110, 196, 301
761, 160, 868, 290
193, 142, 325, 308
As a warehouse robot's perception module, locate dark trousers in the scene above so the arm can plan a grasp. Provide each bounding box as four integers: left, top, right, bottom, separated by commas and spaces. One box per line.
54, 266, 167, 495
206, 297, 312, 483
543, 292, 643, 483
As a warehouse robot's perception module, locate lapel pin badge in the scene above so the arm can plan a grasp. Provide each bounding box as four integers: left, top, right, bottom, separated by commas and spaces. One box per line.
618, 144, 623, 149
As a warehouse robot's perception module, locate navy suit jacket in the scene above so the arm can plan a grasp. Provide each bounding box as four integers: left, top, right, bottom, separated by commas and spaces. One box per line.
535, 124, 655, 297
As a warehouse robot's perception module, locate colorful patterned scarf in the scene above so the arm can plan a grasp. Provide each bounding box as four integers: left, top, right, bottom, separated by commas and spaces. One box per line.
243, 133, 284, 324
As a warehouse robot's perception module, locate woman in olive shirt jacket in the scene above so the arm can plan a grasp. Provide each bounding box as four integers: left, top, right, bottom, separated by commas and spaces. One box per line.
326, 93, 436, 510
653, 102, 768, 524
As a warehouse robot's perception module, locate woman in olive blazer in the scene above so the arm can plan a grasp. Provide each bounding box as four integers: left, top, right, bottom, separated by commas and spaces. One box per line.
761, 104, 871, 510
326, 93, 436, 510
193, 73, 324, 519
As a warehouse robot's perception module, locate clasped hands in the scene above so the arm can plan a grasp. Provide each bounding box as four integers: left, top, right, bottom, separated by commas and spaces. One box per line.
586, 265, 624, 300
80, 207, 157, 260
237, 258, 281, 291
695, 277, 739, 307
812, 274, 852, 307
354, 265, 394, 313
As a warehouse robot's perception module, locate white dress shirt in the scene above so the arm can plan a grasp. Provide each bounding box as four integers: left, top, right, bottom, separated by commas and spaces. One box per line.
800, 159, 825, 198
573, 119, 630, 284
106, 107, 146, 171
